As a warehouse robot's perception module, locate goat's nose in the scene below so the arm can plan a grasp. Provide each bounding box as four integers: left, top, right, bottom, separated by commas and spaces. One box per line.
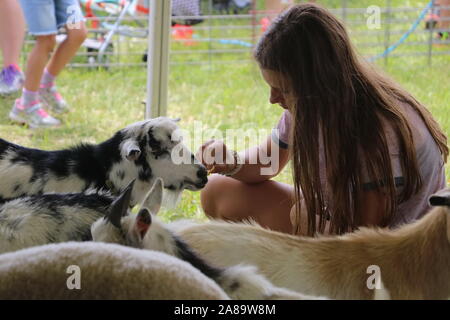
197, 166, 208, 183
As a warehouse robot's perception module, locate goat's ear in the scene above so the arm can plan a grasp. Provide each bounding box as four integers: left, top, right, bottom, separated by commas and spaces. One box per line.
122, 139, 141, 161
171, 118, 181, 122
107, 179, 135, 228
429, 188, 450, 207
142, 178, 163, 215
134, 208, 152, 239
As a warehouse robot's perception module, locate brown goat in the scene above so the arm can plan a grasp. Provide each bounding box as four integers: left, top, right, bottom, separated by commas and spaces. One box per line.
175, 188, 450, 299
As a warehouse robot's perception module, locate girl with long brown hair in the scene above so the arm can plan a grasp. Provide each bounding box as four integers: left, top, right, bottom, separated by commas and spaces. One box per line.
198, 3, 448, 236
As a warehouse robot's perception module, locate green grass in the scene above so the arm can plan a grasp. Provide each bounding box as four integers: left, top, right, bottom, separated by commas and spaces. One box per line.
1, 56, 448, 221
0, 0, 448, 221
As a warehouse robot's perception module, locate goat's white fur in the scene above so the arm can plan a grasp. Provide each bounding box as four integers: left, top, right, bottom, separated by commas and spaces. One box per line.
91, 179, 321, 300
0, 242, 230, 300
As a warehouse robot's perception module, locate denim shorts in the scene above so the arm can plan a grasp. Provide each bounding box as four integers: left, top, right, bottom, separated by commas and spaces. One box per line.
19, 0, 85, 36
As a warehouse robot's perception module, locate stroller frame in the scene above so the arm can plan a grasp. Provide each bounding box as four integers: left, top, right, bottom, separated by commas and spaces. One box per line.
80, 0, 149, 66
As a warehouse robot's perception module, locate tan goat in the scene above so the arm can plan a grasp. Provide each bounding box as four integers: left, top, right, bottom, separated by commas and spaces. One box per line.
174, 188, 450, 299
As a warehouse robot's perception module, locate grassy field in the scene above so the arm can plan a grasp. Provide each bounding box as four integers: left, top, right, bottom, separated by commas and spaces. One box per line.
0, 0, 448, 221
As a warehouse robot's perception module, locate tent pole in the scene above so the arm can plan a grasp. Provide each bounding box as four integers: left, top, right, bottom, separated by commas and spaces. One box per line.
146, 0, 172, 119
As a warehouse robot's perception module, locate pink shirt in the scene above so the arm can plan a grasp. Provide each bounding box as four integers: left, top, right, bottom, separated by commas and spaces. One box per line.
272, 104, 446, 228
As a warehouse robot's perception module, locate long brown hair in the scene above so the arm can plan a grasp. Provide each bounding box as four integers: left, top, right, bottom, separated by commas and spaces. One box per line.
254, 3, 448, 236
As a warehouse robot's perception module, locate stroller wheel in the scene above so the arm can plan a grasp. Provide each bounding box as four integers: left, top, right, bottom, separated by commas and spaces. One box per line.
86, 43, 114, 70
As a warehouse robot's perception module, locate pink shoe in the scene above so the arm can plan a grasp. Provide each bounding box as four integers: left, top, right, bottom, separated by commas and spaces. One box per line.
9, 99, 61, 129
39, 84, 69, 114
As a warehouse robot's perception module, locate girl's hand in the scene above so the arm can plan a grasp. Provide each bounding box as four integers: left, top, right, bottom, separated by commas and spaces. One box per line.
196, 140, 239, 175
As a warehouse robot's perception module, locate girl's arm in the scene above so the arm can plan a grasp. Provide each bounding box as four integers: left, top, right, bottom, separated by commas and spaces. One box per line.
197, 135, 290, 184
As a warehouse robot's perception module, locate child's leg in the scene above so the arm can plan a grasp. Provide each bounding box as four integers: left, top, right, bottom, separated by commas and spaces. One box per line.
10, 34, 60, 128
45, 23, 87, 77
10, 0, 61, 128
0, 0, 25, 95
201, 174, 294, 234
0, 0, 25, 67
23, 35, 56, 92
38, 0, 87, 113
38, 22, 86, 113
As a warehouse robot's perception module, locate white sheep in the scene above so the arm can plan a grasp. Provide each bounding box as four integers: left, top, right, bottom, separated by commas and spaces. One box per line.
0, 241, 230, 299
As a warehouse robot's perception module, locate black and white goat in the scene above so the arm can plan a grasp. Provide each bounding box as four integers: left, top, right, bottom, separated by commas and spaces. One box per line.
91, 179, 320, 300
0, 117, 207, 207
0, 185, 134, 254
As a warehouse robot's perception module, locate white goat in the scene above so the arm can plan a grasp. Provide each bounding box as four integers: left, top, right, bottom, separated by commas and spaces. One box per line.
174, 188, 450, 300
91, 178, 322, 300
0, 183, 133, 254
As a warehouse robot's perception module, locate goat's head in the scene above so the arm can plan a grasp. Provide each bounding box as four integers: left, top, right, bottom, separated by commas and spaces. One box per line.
119, 117, 208, 196
429, 187, 450, 243
91, 178, 176, 254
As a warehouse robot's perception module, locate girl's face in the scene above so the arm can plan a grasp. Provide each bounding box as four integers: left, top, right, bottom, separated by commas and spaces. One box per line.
261, 68, 296, 110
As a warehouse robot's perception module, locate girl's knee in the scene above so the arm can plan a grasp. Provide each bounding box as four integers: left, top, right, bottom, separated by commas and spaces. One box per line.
67, 24, 88, 44
36, 35, 56, 52
200, 175, 225, 219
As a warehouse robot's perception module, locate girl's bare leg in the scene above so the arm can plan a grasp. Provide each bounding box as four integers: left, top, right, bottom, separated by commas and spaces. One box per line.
0, 0, 25, 67
201, 174, 294, 233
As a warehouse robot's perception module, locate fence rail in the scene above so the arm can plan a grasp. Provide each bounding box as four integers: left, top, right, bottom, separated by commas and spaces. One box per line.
17, 2, 450, 68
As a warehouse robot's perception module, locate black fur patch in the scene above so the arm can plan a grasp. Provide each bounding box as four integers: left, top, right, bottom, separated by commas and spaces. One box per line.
1, 132, 126, 196
66, 132, 124, 189
173, 235, 224, 282
26, 192, 114, 213
68, 227, 93, 242
135, 134, 153, 182
138, 167, 152, 182
0, 138, 13, 160
228, 281, 240, 292
147, 128, 161, 151
3, 192, 114, 242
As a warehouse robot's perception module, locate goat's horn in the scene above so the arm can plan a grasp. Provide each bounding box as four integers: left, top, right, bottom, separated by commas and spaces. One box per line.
107, 179, 135, 228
